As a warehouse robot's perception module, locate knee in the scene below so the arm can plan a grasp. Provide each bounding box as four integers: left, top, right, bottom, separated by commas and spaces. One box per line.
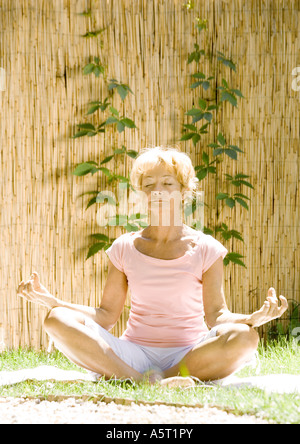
44, 307, 71, 335
236, 324, 259, 352
218, 323, 259, 354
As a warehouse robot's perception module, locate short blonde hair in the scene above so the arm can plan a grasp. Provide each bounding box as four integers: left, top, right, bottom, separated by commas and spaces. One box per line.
130, 145, 199, 196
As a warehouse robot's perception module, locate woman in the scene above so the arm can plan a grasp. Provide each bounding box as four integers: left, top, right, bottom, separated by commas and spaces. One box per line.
17, 146, 288, 384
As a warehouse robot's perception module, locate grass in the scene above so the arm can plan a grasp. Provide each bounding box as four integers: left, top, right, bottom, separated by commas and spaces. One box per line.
0, 338, 300, 424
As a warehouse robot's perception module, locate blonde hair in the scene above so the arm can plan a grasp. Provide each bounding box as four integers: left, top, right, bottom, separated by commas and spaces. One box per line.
130, 145, 199, 196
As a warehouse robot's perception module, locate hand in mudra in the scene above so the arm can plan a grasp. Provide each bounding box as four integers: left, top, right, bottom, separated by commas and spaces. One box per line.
249, 287, 288, 328
17, 272, 57, 310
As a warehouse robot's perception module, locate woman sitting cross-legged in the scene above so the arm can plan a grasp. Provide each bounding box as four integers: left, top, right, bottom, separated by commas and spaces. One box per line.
17, 146, 288, 385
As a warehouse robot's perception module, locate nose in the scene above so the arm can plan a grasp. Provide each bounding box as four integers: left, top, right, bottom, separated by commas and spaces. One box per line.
151, 190, 169, 201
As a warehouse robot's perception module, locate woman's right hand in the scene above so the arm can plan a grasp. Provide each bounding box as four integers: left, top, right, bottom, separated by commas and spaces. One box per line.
17, 271, 58, 310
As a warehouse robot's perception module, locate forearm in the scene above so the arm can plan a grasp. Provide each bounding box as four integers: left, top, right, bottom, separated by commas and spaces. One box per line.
53, 298, 112, 330
210, 309, 254, 328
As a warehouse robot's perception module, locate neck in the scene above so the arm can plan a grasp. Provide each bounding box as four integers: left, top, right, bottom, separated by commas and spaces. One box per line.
142, 223, 188, 243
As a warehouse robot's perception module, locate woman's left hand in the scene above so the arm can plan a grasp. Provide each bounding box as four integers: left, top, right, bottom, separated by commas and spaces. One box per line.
248, 287, 288, 328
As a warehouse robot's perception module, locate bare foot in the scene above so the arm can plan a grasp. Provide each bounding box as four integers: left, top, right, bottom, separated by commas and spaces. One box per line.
159, 376, 196, 388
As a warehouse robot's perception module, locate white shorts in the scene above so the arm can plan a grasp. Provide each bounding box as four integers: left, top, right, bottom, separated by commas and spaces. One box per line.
84, 317, 220, 377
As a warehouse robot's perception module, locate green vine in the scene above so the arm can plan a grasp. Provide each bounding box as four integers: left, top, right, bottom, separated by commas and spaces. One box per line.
72, 5, 254, 268
180, 3, 255, 268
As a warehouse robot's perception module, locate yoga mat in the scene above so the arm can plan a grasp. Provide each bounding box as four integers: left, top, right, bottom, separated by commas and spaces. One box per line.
0, 366, 300, 394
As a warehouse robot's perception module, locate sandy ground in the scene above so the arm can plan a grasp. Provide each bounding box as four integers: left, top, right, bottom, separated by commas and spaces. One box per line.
0, 397, 269, 424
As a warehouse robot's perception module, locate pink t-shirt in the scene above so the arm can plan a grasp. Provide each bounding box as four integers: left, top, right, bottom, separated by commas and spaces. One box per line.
105, 230, 228, 347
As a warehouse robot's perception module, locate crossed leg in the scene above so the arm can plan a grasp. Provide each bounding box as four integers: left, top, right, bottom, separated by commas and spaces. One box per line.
43, 307, 144, 381
164, 323, 260, 381
44, 309, 259, 383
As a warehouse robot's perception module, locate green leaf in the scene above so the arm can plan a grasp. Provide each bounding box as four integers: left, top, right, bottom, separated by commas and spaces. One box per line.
86, 104, 101, 115
106, 116, 119, 124
117, 85, 128, 101
239, 180, 254, 189
213, 148, 225, 156
198, 98, 207, 110
207, 166, 216, 173
220, 91, 237, 107
225, 197, 236, 208
196, 168, 208, 180
117, 121, 125, 133
180, 133, 195, 141
190, 81, 204, 89
229, 230, 244, 241
217, 132, 226, 146
93, 66, 103, 77
222, 78, 229, 89
201, 81, 210, 90
72, 162, 98, 176
115, 172, 128, 180
234, 193, 250, 200
207, 143, 220, 148
126, 150, 139, 159
231, 88, 244, 98
203, 112, 212, 122
216, 193, 229, 200
83, 63, 95, 75
108, 80, 119, 90
114, 148, 126, 154
192, 72, 206, 79
192, 113, 205, 124
188, 53, 196, 64
228, 144, 244, 153
225, 252, 246, 267
108, 214, 128, 226
234, 174, 250, 179
86, 242, 106, 260
76, 123, 96, 131
202, 151, 209, 165
100, 155, 115, 164
90, 233, 110, 242
121, 118, 137, 128
192, 133, 201, 146
217, 56, 236, 72
199, 122, 210, 132
86, 196, 97, 209
72, 130, 89, 138
225, 149, 238, 160
183, 124, 198, 132
96, 192, 116, 205
109, 106, 119, 117
186, 108, 202, 116
235, 197, 249, 210
99, 167, 112, 177
124, 223, 141, 232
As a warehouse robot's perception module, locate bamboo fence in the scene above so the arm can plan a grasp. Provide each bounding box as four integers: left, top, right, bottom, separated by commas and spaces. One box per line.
0, 0, 299, 349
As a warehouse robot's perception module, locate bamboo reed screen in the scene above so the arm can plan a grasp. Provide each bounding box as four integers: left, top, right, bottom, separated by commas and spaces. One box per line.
0, 0, 299, 350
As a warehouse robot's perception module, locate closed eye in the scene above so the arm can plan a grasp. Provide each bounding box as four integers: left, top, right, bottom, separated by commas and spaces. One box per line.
145, 184, 173, 187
